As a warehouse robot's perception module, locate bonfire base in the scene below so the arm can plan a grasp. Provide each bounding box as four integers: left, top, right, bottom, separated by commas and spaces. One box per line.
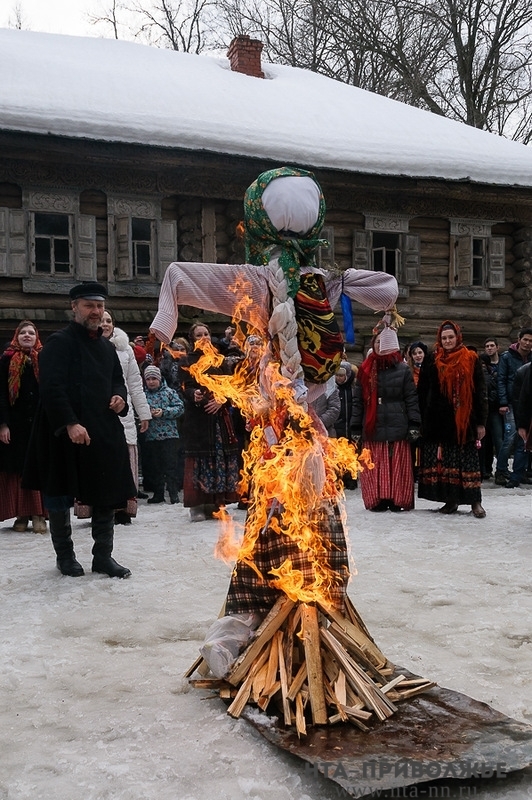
241, 675, 532, 797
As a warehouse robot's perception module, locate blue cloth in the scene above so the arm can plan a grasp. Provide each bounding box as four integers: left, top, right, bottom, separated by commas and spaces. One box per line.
340, 292, 355, 344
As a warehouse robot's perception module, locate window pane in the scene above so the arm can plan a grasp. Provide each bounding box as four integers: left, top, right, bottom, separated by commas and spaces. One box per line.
35, 237, 51, 272
35, 212, 69, 236
373, 232, 399, 250
134, 242, 151, 275
372, 232, 399, 276
385, 249, 397, 277
54, 238, 71, 273
373, 248, 384, 271
472, 238, 485, 286
132, 217, 151, 241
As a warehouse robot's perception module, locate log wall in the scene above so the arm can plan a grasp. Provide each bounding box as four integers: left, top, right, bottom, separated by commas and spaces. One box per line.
1, 132, 532, 349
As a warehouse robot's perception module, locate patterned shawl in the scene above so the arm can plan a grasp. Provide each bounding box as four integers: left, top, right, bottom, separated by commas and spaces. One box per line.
433, 320, 478, 445
243, 166, 327, 298
4, 320, 42, 405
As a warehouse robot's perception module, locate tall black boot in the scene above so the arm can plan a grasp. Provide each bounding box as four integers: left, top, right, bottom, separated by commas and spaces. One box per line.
91, 506, 131, 578
48, 510, 84, 577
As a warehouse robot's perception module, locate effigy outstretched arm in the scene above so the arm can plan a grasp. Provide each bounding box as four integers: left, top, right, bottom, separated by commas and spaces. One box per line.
325, 268, 399, 312
150, 261, 271, 343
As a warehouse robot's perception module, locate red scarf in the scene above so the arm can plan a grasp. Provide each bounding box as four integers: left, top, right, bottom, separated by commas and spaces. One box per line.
433, 320, 478, 445
357, 350, 403, 437
5, 323, 42, 405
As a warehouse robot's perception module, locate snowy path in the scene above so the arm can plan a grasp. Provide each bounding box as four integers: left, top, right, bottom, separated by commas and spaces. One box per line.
1, 482, 531, 799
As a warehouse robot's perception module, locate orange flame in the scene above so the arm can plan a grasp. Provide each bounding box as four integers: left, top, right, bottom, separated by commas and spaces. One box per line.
182, 275, 373, 609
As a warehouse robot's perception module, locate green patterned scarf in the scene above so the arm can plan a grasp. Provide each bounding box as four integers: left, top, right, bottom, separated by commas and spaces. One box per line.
244, 166, 327, 298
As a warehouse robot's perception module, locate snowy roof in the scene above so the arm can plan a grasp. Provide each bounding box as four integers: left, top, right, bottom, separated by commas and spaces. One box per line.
2, 26, 532, 188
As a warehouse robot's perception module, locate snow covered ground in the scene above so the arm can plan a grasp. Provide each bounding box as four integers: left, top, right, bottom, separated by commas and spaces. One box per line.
1, 480, 531, 800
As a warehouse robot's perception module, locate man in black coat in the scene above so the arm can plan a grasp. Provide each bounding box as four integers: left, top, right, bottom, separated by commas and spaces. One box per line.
24, 282, 135, 578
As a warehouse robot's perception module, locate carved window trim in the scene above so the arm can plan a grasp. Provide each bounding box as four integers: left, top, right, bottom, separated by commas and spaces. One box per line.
107, 194, 177, 297
352, 214, 419, 298
0, 188, 98, 293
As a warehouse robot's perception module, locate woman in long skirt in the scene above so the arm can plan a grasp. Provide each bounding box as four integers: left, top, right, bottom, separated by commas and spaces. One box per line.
417, 320, 488, 517
352, 326, 421, 512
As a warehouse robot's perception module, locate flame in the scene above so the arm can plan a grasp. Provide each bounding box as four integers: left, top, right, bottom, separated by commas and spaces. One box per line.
182, 274, 374, 609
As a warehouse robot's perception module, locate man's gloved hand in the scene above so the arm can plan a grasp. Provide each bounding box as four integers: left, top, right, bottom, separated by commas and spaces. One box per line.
407, 428, 421, 442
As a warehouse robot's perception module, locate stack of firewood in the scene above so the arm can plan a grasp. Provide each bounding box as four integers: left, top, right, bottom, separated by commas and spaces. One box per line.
186, 595, 435, 735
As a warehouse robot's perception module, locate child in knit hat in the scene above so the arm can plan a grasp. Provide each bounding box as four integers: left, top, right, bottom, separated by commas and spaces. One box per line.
143, 366, 184, 504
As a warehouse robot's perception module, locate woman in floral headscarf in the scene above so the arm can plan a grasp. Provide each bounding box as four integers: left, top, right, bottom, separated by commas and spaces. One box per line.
417, 320, 488, 517
0, 320, 47, 532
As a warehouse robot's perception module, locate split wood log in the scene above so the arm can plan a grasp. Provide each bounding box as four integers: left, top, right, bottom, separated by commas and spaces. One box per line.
295, 692, 307, 736
301, 604, 328, 725
320, 627, 396, 721
317, 602, 388, 668
228, 596, 295, 686
276, 631, 292, 727
227, 641, 271, 719
287, 661, 308, 702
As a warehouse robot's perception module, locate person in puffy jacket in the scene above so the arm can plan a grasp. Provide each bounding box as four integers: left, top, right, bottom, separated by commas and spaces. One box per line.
143, 365, 184, 504
352, 326, 420, 511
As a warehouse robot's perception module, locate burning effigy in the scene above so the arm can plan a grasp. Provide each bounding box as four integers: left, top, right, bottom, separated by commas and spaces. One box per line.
150, 167, 434, 734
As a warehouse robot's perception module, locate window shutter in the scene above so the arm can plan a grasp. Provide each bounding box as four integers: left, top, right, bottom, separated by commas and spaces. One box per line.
453, 235, 472, 286
488, 236, 505, 288
158, 219, 177, 279
318, 225, 334, 267
352, 230, 371, 269
401, 233, 420, 285
115, 216, 131, 280
75, 214, 97, 281
9, 209, 28, 276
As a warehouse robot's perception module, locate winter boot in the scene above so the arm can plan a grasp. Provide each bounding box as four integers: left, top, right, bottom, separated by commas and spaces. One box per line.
190, 505, 206, 522
48, 510, 84, 576
91, 507, 131, 578
32, 515, 48, 534
147, 491, 165, 504
12, 516, 29, 532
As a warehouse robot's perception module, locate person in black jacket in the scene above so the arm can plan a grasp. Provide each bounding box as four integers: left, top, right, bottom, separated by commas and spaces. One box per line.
23, 282, 135, 577
352, 326, 420, 511
0, 320, 47, 533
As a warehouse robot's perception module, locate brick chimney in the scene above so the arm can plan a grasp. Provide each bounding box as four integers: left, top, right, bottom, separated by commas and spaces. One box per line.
227, 35, 264, 78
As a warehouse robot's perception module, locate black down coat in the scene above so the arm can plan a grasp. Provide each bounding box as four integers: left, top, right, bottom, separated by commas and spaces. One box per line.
0, 354, 40, 473
23, 322, 136, 507
351, 361, 421, 442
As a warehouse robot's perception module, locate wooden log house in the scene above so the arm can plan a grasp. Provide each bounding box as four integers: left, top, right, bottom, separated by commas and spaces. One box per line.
1, 28, 532, 354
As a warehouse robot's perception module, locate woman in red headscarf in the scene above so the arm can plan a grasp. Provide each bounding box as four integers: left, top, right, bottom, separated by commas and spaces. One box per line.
417, 320, 488, 517
0, 320, 47, 532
